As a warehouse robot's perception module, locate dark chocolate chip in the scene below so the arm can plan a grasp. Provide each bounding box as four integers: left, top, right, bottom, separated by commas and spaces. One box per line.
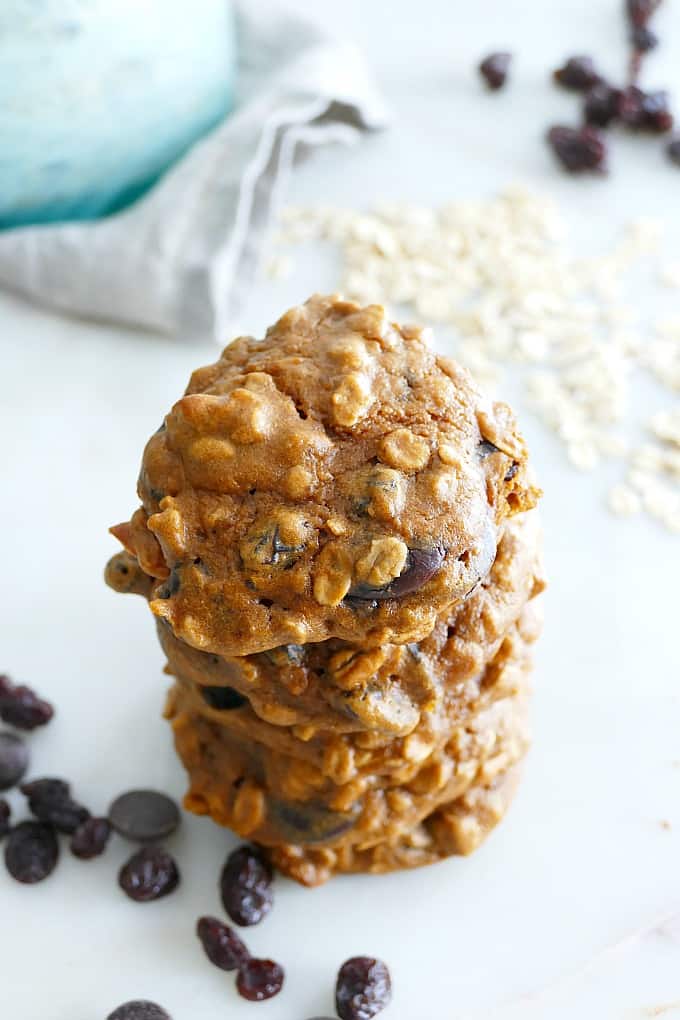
271, 800, 357, 844
220, 845, 273, 927
21, 778, 90, 834
107, 1002, 171, 1020
196, 915, 250, 971
0, 730, 29, 790
200, 685, 248, 711
4, 821, 59, 883
70, 816, 112, 859
118, 846, 180, 902
336, 957, 392, 1020
348, 546, 445, 602
109, 789, 180, 843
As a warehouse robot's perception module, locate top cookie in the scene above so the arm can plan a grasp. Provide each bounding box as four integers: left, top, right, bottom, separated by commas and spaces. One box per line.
111, 295, 539, 656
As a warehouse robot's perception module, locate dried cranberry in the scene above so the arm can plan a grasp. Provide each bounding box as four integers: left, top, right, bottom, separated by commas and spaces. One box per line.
626, 0, 661, 27
236, 958, 284, 1002
106, 1002, 171, 1020
584, 83, 622, 127
0, 798, 10, 839
118, 846, 180, 902
0, 675, 54, 730
553, 56, 601, 91
70, 817, 112, 859
220, 844, 273, 927
547, 125, 608, 173
109, 789, 180, 843
668, 138, 680, 165
200, 685, 248, 711
21, 778, 90, 834
618, 87, 674, 132
479, 52, 512, 91
336, 957, 392, 1020
4, 820, 59, 883
196, 916, 250, 971
631, 24, 658, 51
0, 730, 30, 790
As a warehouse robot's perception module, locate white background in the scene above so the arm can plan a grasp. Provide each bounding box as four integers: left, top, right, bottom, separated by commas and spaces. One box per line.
2, 1, 680, 1018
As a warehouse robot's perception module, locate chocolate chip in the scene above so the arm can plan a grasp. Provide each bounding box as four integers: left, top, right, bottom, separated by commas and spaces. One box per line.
21, 778, 90, 834
348, 546, 445, 602
106, 1002, 171, 1020
196, 916, 250, 971
479, 52, 512, 91
271, 800, 356, 844
336, 957, 392, 1020
0, 730, 29, 790
200, 686, 248, 711
220, 845, 273, 927
4, 821, 59, 883
236, 958, 285, 1002
70, 817, 112, 859
118, 846, 180, 902
109, 789, 180, 843
0, 674, 54, 730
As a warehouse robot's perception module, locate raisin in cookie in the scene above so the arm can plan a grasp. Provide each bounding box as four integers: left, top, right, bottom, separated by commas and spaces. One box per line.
110, 294, 540, 656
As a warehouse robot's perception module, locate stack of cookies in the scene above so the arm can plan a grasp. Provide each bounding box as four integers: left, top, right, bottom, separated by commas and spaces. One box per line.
106, 295, 544, 886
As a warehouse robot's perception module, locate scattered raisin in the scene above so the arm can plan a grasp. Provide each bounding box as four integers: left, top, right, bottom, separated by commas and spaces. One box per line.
0, 675, 54, 730
118, 846, 180, 902
626, 0, 661, 27
547, 125, 608, 173
109, 789, 180, 843
220, 844, 273, 927
479, 52, 512, 91
618, 87, 674, 132
21, 777, 90, 834
583, 83, 622, 127
236, 958, 284, 1002
200, 686, 248, 711
553, 56, 601, 91
196, 916, 250, 971
106, 1002, 171, 1020
0, 730, 30, 790
668, 137, 680, 165
70, 817, 112, 859
4, 820, 59, 883
0, 798, 10, 839
336, 957, 392, 1020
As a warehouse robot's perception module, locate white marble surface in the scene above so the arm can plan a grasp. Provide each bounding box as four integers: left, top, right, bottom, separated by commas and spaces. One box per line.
1, 1, 680, 1018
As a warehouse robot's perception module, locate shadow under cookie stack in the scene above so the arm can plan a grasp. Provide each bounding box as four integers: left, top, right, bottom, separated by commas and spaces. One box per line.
106, 295, 544, 886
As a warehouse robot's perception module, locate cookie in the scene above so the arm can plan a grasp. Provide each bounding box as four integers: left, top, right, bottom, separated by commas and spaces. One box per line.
110, 295, 540, 656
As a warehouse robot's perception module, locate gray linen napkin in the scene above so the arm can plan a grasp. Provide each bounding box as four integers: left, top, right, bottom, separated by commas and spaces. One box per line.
0, 2, 387, 339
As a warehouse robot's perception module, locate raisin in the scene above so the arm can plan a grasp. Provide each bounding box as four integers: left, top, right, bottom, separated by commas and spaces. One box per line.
106, 1002, 171, 1020
271, 799, 356, 844
479, 52, 512, 91
21, 778, 90, 834
618, 87, 673, 132
547, 125, 608, 173
0, 798, 10, 839
0, 674, 54, 730
347, 546, 445, 602
196, 915, 250, 971
236, 958, 284, 1001
626, 0, 661, 27
220, 844, 273, 927
70, 817, 112, 859
118, 846, 180, 902
583, 83, 622, 127
0, 730, 30, 790
504, 462, 520, 481
109, 789, 180, 842
668, 138, 680, 165
631, 24, 658, 51
478, 439, 501, 457
553, 56, 602, 91
4, 820, 59, 883
336, 957, 392, 1020
200, 685, 248, 711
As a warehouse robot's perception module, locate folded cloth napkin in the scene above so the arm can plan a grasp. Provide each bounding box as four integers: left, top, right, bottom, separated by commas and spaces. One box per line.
0, 1, 387, 339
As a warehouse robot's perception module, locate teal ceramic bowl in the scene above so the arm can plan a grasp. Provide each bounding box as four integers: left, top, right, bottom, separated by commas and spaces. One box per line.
0, 0, 236, 228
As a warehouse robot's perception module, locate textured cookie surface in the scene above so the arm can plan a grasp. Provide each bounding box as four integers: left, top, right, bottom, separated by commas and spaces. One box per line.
111, 295, 539, 656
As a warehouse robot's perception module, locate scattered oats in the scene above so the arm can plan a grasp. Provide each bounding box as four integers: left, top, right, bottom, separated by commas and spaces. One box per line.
660, 820, 672, 831
608, 484, 641, 517
273, 188, 680, 534
264, 254, 293, 281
